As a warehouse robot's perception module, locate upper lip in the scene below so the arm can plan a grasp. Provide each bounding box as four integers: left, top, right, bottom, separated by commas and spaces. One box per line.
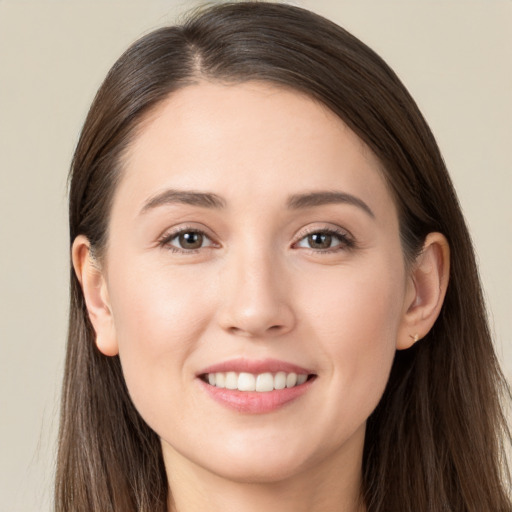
198, 358, 313, 376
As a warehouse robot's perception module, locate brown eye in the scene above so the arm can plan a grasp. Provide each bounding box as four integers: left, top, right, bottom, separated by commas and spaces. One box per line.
307, 233, 332, 249
162, 229, 215, 252
178, 231, 204, 249
295, 229, 353, 252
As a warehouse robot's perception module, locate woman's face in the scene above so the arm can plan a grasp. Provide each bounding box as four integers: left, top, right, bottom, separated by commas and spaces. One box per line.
99, 82, 414, 483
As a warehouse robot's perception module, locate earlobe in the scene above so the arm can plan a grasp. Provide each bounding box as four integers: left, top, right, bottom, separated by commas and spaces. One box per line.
72, 235, 119, 356
396, 232, 450, 350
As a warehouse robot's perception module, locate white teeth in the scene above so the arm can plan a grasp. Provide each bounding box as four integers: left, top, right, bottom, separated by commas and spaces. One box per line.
256, 372, 274, 392
215, 372, 226, 388
297, 374, 307, 385
206, 371, 310, 392
286, 372, 297, 388
274, 371, 287, 390
225, 371, 238, 390
238, 372, 256, 391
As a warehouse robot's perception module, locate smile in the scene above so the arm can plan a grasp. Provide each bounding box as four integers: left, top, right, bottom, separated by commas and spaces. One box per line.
202, 371, 309, 392
197, 359, 316, 413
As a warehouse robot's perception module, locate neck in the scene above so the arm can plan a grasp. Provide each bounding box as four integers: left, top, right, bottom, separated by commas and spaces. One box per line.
164, 436, 366, 512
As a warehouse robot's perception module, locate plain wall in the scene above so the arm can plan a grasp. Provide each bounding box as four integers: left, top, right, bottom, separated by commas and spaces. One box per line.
0, 1, 510, 510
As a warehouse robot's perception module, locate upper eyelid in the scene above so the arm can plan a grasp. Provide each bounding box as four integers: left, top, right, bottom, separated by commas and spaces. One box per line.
293, 224, 352, 241
159, 224, 217, 242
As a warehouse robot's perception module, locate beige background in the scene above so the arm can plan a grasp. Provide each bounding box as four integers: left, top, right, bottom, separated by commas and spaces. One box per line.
0, 1, 510, 510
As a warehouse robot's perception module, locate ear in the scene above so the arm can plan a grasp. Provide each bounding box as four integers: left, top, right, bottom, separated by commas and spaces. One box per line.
396, 232, 450, 350
72, 235, 119, 356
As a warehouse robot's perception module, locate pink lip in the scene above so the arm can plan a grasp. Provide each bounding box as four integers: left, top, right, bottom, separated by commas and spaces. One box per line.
198, 378, 315, 414
196, 358, 316, 414
198, 358, 313, 376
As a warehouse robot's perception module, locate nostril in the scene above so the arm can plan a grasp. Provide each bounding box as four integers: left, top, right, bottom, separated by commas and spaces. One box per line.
225, 324, 287, 337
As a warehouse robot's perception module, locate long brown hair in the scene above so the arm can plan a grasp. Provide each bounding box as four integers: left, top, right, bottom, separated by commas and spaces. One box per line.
56, 2, 511, 511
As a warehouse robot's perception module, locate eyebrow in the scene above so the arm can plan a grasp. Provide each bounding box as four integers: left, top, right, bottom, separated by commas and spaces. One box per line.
140, 189, 227, 214
286, 191, 375, 218
140, 188, 374, 218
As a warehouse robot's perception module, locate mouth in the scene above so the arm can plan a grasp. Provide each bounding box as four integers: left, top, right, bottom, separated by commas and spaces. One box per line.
199, 371, 314, 392
196, 359, 317, 413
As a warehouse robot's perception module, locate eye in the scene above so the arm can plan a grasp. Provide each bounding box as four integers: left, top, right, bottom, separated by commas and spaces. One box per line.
294, 228, 353, 252
159, 228, 216, 252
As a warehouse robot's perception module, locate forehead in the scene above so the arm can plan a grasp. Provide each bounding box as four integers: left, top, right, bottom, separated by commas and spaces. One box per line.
116, 81, 395, 220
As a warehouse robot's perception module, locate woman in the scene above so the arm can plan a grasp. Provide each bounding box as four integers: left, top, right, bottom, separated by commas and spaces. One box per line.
56, 2, 511, 511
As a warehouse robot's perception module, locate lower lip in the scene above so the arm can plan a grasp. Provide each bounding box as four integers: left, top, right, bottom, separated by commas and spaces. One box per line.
198, 378, 315, 414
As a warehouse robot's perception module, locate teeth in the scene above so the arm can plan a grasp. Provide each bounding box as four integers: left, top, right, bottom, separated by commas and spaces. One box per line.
286, 372, 297, 388
238, 372, 256, 391
256, 372, 274, 392
297, 374, 308, 385
225, 372, 238, 390
274, 371, 286, 390
204, 371, 310, 392
215, 372, 225, 388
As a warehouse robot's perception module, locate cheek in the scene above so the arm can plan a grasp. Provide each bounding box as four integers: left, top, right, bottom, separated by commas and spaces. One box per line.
299, 259, 404, 424
106, 263, 214, 420
111, 266, 206, 350
301, 257, 405, 348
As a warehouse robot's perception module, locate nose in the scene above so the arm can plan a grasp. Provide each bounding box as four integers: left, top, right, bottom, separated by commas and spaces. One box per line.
216, 249, 296, 339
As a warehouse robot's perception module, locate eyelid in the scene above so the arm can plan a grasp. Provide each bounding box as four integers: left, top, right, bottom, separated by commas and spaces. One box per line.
156, 223, 355, 253
292, 224, 355, 252
157, 224, 220, 252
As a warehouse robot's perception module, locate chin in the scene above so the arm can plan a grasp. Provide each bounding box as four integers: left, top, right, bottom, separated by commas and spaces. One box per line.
206, 453, 311, 485
163, 435, 316, 485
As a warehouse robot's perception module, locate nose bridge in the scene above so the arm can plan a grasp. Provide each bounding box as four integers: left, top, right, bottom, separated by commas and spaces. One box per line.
217, 235, 295, 337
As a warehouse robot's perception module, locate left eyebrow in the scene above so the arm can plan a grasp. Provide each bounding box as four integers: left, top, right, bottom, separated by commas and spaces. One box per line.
139, 189, 227, 215
286, 191, 375, 218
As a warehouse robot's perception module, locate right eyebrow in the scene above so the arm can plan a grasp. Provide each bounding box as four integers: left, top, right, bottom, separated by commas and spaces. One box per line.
139, 189, 227, 215
286, 190, 375, 219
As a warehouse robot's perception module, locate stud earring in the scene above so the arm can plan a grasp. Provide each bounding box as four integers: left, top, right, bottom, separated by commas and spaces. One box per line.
409, 333, 419, 343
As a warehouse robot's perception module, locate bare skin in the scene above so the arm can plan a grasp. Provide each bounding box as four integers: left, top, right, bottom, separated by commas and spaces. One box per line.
73, 82, 449, 512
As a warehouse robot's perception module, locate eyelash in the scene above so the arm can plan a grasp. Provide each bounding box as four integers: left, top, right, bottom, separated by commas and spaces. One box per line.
293, 226, 355, 254
158, 226, 216, 254
158, 226, 355, 254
